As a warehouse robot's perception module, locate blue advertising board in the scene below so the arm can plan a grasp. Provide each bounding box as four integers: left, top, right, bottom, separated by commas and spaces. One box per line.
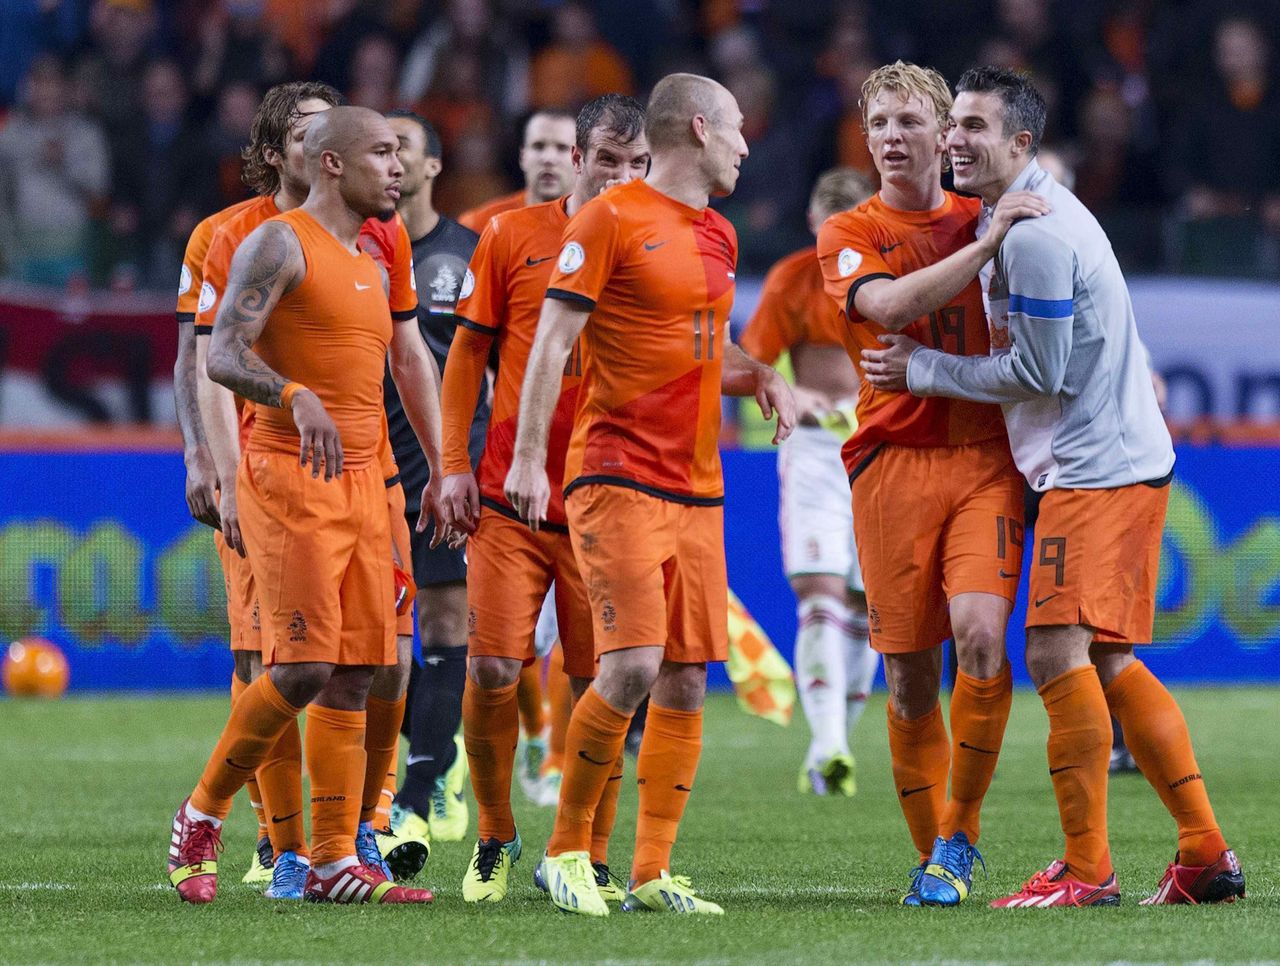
1, 446, 1277, 691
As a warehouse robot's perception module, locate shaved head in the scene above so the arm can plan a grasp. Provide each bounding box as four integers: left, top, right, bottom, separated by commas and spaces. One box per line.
645, 73, 730, 151
303, 105, 395, 172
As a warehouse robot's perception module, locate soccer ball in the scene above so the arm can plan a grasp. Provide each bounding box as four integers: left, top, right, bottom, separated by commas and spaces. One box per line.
2, 638, 70, 698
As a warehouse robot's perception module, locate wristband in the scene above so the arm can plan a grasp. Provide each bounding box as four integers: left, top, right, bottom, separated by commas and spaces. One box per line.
280, 382, 306, 410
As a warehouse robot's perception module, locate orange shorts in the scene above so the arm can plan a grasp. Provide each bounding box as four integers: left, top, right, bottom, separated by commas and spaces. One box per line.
466, 508, 595, 679
385, 478, 415, 638
566, 484, 728, 665
851, 441, 1024, 654
214, 529, 260, 652
238, 449, 395, 667
1027, 480, 1170, 644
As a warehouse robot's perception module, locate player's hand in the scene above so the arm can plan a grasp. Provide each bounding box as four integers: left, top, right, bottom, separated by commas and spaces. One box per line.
184, 451, 221, 529
756, 369, 797, 444
416, 475, 451, 549
985, 190, 1051, 250
219, 482, 246, 558
791, 384, 833, 425
861, 333, 924, 392
503, 456, 550, 532
290, 390, 343, 480
440, 471, 481, 536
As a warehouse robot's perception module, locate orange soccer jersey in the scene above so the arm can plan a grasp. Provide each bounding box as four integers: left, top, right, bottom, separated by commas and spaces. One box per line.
176, 197, 258, 322
448, 198, 581, 525
816, 192, 1005, 471
546, 179, 737, 504
247, 209, 393, 468
739, 245, 846, 363
457, 189, 526, 234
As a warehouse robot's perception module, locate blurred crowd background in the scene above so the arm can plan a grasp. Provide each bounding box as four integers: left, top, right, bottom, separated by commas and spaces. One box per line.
1, 0, 1278, 292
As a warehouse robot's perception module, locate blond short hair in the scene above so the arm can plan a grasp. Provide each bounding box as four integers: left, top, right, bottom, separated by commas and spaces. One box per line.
860, 60, 953, 131
809, 168, 876, 221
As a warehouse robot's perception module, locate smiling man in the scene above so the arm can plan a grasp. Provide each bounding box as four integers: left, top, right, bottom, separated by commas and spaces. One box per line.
815, 61, 1047, 908
863, 66, 1245, 910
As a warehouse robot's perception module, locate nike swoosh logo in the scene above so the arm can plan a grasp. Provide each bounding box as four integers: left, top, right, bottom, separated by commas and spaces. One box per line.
674, 784, 693, 793
880, 241, 903, 254
900, 784, 935, 797
225, 757, 255, 771
1035, 593, 1060, 608
271, 811, 301, 824
999, 569, 1017, 579
354, 281, 372, 291
643, 240, 667, 251
959, 741, 998, 755
577, 750, 612, 766
525, 255, 554, 266
406, 754, 433, 766
1049, 765, 1080, 775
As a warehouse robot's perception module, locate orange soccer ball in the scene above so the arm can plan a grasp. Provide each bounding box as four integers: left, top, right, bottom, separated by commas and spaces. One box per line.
2, 638, 70, 698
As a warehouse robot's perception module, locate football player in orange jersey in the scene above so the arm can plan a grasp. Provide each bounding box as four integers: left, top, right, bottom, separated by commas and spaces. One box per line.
815, 61, 1048, 906
458, 110, 577, 232
194, 89, 441, 895
505, 73, 795, 916
167, 106, 436, 907
176, 81, 342, 888
439, 93, 650, 904
740, 167, 879, 798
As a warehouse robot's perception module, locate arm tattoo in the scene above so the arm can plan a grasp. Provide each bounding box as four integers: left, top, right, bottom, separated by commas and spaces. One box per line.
173, 322, 208, 454
207, 221, 303, 408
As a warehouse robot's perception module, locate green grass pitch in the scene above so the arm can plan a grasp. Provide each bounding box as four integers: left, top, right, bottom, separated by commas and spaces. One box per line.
1, 688, 1275, 964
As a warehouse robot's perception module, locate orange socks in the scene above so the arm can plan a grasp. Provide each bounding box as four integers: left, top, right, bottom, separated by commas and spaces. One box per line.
943, 666, 1013, 843
1104, 661, 1228, 866
305, 703, 366, 866
376, 735, 399, 828
230, 674, 269, 840
632, 704, 702, 886
547, 687, 631, 856
1040, 666, 1113, 884
591, 753, 624, 865
516, 661, 547, 738
463, 678, 520, 842
193, 674, 302, 819
361, 695, 406, 825
545, 645, 573, 775
886, 702, 950, 861
257, 713, 306, 855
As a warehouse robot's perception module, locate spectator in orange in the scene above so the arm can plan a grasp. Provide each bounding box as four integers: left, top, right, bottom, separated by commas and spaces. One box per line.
528, 1, 634, 110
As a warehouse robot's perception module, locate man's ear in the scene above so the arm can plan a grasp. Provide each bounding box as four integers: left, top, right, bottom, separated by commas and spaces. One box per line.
424, 156, 443, 179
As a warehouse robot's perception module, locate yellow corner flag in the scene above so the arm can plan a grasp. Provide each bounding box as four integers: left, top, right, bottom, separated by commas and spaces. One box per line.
726, 589, 796, 726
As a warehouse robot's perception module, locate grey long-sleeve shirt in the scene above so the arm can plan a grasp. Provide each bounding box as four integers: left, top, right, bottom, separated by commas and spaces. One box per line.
906, 159, 1174, 491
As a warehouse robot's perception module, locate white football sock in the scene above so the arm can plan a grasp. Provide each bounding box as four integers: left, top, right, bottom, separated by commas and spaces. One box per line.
313, 855, 359, 879
795, 594, 852, 766
184, 801, 223, 828
844, 607, 878, 738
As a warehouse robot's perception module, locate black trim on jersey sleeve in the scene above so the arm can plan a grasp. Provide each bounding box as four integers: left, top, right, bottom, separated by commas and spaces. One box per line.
392, 308, 418, 322
546, 288, 596, 311
384, 472, 402, 488
563, 475, 725, 507
845, 272, 896, 320
176, 312, 195, 326
479, 496, 569, 534
194, 324, 213, 336
1142, 469, 1174, 489
459, 317, 500, 336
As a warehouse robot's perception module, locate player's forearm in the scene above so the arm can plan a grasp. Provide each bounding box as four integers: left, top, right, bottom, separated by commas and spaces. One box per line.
196, 335, 242, 487
206, 332, 291, 408
440, 325, 493, 476
720, 341, 774, 397
173, 321, 209, 463
389, 330, 445, 475
907, 316, 1070, 403
856, 240, 994, 332
514, 302, 584, 463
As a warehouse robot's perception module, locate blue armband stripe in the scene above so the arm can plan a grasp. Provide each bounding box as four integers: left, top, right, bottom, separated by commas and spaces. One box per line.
1008, 293, 1073, 318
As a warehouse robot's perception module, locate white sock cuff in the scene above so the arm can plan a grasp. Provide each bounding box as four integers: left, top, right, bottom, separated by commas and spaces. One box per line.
798, 594, 854, 628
